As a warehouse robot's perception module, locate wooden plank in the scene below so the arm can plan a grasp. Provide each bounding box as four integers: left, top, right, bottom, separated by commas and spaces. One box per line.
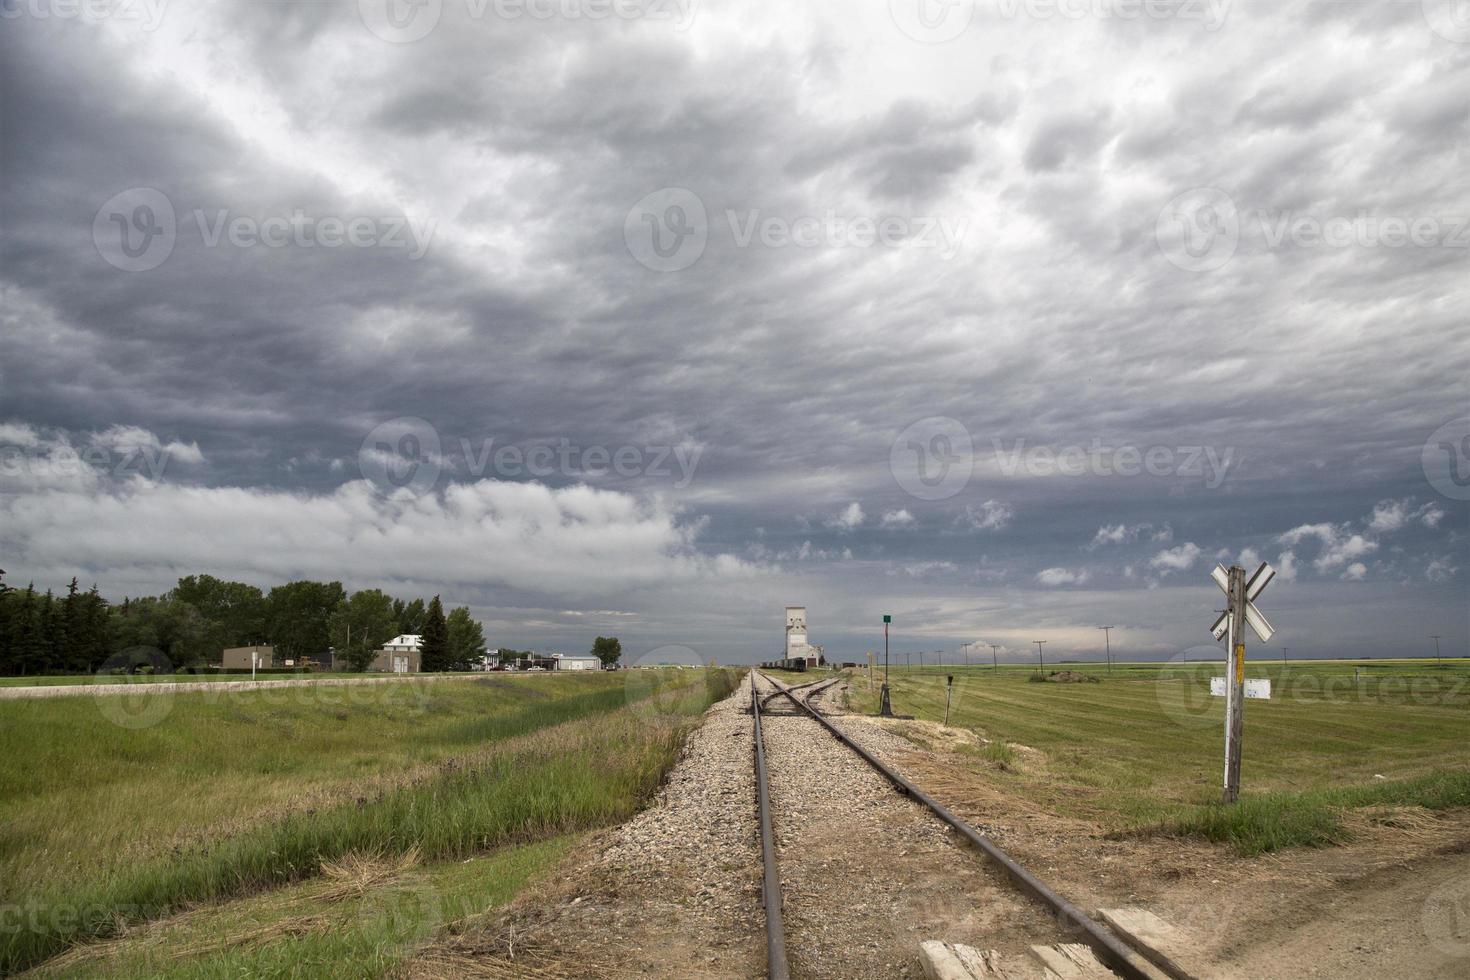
952, 944, 1034, 979
919, 940, 978, 980
1030, 943, 1117, 979
1097, 908, 1200, 980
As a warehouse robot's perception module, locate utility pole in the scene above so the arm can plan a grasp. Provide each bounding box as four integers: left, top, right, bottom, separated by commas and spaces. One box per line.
880, 615, 892, 716
1034, 640, 1047, 673
1282, 646, 1289, 669
1430, 634, 1443, 667
990, 643, 1000, 672
1097, 626, 1115, 674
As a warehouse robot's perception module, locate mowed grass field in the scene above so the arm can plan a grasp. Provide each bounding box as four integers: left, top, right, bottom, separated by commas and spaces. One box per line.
0, 668, 740, 974
842, 659, 1470, 854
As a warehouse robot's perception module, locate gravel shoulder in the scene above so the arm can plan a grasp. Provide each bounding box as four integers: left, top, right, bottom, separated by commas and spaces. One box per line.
410, 674, 766, 979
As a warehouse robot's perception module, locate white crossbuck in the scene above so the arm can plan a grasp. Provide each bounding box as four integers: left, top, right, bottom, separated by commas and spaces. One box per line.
1209, 561, 1276, 643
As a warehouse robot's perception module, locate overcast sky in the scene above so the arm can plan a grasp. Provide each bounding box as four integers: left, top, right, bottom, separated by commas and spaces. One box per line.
1, 0, 1466, 665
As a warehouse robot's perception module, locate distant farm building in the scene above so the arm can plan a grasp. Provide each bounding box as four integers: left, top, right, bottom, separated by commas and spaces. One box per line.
222, 645, 274, 670
367, 634, 422, 673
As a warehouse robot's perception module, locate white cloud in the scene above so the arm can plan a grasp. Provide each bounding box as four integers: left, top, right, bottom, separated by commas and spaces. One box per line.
1150, 542, 1202, 573
1368, 498, 1444, 534
91, 425, 205, 465
1087, 525, 1128, 549
0, 422, 43, 448
828, 501, 865, 530
1341, 562, 1368, 581
1036, 567, 1089, 587
1368, 499, 1411, 533
959, 500, 1012, 532
1426, 557, 1458, 583
880, 509, 915, 528
1239, 548, 1261, 569
1279, 522, 1378, 573
1, 476, 757, 600
1277, 550, 1299, 582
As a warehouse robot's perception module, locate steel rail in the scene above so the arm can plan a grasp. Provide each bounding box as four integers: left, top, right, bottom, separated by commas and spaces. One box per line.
760, 675, 838, 708
758, 672, 1153, 980
751, 679, 790, 980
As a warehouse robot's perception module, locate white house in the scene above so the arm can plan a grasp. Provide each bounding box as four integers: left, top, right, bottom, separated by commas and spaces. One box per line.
383, 634, 422, 652
553, 654, 602, 671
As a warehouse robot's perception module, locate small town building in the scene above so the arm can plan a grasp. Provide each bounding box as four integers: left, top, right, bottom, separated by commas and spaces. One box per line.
367, 634, 422, 673
222, 645, 275, 670
553, 654, 601, 671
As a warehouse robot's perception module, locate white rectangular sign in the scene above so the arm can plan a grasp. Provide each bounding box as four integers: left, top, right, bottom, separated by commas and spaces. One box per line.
1210, 677, 1272, 699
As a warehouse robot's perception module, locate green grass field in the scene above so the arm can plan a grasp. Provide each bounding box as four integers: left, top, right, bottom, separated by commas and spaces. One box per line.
844, 660, 1470, 855
0, 671, 450, 687
0, 667, 739, 974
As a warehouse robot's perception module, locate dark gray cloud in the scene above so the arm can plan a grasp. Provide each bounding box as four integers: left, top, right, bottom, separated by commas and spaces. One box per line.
0, 1, 1465, 663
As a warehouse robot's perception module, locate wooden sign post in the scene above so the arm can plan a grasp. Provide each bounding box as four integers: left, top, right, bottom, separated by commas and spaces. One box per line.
1209, 562, 1277, 804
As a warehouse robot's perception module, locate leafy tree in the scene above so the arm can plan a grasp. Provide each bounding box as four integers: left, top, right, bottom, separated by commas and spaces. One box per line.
108, 597, 210, 668
392, 597, 426, 637
266, 580, 345, 663
171, 575, 266, 658
592, 635, 622, 668
327, 589, 397, 672
445, 607, 487, 671
419, 595, 449, 672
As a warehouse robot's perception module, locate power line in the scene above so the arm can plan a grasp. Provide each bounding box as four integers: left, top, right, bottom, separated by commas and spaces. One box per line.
1033, 639, 1047, 673
1097, 626, 1115, 674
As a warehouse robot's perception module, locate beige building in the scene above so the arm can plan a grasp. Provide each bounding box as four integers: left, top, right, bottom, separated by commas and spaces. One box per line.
222, 645, 275, 670
367, 634, 422, 673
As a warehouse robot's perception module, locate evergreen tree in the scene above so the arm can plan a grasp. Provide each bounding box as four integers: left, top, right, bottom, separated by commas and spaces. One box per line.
60, 578, 83, 671
13, 586, 45, 676
419, 596, 449, 672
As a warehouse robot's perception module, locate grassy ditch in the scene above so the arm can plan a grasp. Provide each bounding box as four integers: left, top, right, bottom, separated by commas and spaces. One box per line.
843, 665, 1470, 856
1, 667, 737, 973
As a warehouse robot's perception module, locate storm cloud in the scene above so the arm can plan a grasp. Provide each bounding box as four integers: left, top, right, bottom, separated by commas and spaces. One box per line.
1, 0, 1465, 663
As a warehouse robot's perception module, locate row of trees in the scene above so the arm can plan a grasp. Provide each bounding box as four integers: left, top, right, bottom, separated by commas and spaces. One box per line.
0, 570, 487, 675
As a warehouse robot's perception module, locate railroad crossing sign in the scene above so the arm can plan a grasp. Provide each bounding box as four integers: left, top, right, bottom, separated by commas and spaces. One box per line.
1207, 561, 1277, 804
1209, 561, 1275, 643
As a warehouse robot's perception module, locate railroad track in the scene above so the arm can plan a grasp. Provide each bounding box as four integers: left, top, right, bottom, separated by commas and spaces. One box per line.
749, 670, 1165, 980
